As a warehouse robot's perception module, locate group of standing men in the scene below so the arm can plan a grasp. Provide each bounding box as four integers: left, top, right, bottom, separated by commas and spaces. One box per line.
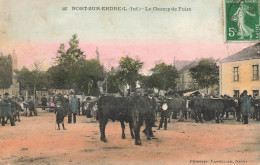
53, 92, 79, 130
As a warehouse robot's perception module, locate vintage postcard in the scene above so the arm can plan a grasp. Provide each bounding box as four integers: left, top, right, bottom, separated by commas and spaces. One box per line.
0, 0, 260, 165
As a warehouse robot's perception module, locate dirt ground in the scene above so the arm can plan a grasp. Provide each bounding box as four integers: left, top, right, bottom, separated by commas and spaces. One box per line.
0, 109, 260, 165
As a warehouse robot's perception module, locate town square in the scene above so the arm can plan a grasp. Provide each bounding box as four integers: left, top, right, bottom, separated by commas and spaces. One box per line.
1, 0, 260, 164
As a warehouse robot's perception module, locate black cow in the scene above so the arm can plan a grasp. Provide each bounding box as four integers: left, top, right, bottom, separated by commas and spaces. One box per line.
130, 95, 155, 145
97, 95, 155, 145
222, 98, 237, 119
191, 97, 225, 123
97, 96, 135, 142
167, 97, 187, 122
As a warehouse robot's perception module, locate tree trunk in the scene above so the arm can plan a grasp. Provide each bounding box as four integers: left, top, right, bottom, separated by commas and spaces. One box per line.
127, 84, 131, 96
105, 79, 108, 95
26, 85, 29, 100
33, 84, 36, 105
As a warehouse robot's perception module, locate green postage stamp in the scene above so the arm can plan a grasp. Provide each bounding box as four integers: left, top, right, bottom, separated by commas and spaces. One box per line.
225, 0, 260, 41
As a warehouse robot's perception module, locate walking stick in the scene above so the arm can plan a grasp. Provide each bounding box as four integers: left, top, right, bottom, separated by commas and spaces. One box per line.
54, 110, 56, 130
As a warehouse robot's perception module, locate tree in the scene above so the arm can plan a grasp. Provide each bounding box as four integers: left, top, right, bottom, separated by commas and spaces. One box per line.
146, 63, 179, 90
74, 59, 104, 95
50, 34, 106, 95
56, 34, 85, 65
16, 65, 49, 96
54, 34, 86, 88
117, 56, 143, 94
106, 68, 122, 94
47, 64, 72, 89
0, 54, 13, 89
189, 59, 219, 92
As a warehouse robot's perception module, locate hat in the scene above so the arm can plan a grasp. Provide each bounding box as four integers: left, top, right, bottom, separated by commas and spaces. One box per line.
70, 89, 75, 94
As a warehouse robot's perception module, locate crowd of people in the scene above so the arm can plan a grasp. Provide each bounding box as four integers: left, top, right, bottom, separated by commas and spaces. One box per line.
1, 88, 259, 130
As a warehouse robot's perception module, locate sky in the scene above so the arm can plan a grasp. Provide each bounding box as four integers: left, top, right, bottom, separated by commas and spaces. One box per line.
0, 0, 256, 71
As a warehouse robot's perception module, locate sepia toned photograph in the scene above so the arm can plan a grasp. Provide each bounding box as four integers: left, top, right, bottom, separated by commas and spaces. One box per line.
0, 0, 260, 164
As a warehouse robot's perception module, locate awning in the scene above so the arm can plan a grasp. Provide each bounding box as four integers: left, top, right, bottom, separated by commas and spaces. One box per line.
183, 90, 202, 96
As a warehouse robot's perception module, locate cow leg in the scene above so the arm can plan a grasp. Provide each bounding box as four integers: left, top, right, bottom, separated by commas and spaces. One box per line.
57, 123, 60, 130
198, 110, 203, 123
256, 109, 260, 121
145, 118, 152, 140
158, 115, 163, 129
129, 121, 135, 139
1, 117, 5, 126
133, 115, 142, 146
120, 120, 126, 139
225, 111, 229, 118
220, 112, 224, 123
10, 116, 15, 126
134, 125, 141, 145
99, 119, 108, 142
5, 117, 8, 124
178, 110, 184, 122
17, 112, 21, 122
216, 112, 220, 123
194, 110, 199, 123
172, 111, 177, 119
233, 109, 236, 118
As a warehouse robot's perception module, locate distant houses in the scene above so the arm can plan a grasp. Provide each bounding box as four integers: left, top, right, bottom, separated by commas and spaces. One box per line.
219, 43, 260, 98
176, 59, 218, 96
176, 60, 198, 92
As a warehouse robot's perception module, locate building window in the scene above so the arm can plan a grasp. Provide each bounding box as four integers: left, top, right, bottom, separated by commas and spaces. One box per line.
252, 65, 259, 80
233, 90, 240, 98
253, 90, 259, 97
233, 67, 239, 81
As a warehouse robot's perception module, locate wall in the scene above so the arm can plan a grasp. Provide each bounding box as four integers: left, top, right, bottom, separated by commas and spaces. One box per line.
220, 59, 260, 97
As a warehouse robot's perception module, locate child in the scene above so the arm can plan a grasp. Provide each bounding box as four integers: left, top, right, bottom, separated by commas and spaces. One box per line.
55, 98, 66, 130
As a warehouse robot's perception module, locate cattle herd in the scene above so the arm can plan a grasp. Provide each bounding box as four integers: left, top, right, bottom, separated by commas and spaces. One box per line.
97, 92, 259, 145
1, 91, 260, 146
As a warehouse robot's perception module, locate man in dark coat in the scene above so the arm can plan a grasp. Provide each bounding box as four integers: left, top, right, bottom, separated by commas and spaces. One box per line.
2, 93, 15, 126
236, 93, 243, 122
158, 100, 169, 130
28, 97, 37, 117
241, 90, 251, 124
41, 95, 47, 110
68, 92, 78, 123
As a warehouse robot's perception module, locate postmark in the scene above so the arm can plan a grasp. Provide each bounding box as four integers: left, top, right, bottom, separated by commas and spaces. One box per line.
225, 0, 260, 41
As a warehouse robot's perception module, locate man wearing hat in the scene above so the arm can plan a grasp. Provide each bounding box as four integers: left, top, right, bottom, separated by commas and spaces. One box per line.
2, 93, 15, 126
158, 100, 169, 130
28, 96, 37, 117
68, 91, 78, 123
241, 90, 251, 124
41, 95, 47, 110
